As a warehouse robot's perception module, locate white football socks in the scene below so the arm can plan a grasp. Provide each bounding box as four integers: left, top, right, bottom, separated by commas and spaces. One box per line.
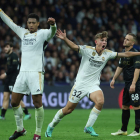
49, 109, 65, 128
35, 106, 44, 136
13, 105, 24, 132
86, 107, 101, 127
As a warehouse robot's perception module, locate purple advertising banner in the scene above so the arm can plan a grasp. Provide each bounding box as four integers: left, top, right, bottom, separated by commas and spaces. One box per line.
0, 84, 124, 109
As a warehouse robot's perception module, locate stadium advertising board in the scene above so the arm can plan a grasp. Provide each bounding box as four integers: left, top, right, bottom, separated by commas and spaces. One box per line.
0, 84, 124, 109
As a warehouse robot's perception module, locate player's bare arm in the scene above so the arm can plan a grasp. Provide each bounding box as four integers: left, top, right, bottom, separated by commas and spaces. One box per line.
117, 51, 140, 58
110, 67, 123, 89
129, 68, 140, 94
56, 29, 79, 51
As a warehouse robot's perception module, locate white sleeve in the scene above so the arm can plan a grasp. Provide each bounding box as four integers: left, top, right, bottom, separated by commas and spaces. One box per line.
43, 23, 57, 42
108, 51, 118, 59
78, 45, 87, 56
0, 9, 26, 39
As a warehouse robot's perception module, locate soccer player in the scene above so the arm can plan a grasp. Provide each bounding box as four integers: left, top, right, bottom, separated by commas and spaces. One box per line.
111, 33, 140, 136
0, 42, 31, 120
45, 29, 140, 137
0, 9, 56, 140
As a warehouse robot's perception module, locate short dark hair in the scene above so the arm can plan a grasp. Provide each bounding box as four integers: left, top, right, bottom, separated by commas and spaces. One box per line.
27, 13, 39, 22
95, 31, 108, 40
127, 33, 137, 43
4, 42, 14, 48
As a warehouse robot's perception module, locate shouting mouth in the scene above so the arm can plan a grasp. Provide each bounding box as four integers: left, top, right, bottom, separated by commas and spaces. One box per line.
102, 45, 105, 50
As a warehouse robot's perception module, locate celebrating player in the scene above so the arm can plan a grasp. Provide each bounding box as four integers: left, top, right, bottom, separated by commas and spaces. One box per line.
0, 42, 31, 120
45, 29, 140, 137
111, 33, 140, 136
0, 8, 57, 140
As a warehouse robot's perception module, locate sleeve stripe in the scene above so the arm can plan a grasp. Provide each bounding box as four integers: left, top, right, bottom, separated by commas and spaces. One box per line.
2, 11, 13, 22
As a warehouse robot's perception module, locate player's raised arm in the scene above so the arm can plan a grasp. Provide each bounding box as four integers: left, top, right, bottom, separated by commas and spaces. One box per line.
117, 51, 140, 58
56, 29, 79, 51
0, 8, 26, 39
44, 17, 57, 41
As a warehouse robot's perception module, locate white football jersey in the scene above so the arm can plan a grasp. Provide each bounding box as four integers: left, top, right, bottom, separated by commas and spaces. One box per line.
0, 9, 57, 72
75, 45, 117, 88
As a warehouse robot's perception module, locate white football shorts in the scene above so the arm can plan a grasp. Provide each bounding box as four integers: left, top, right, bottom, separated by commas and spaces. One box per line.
69, 84, 102, 103
13, 71, 44, 95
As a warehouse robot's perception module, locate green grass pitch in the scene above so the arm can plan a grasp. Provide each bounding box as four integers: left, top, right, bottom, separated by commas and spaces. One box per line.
0, 109, 139, 140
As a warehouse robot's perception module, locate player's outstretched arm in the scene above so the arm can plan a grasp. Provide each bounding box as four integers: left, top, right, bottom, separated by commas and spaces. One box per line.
56, 29, 79, 51
0, 8, 26, 38
110, 67, 123, 89
117, 51, 140, 58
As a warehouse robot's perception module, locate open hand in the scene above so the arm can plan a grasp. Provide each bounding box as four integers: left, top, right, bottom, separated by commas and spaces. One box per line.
56, 29, 66, 40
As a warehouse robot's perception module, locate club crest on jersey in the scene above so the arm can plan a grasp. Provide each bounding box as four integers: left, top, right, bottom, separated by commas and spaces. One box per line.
92, 52, 96, 56
102, 57, 105, 61
24, 33, 29, 36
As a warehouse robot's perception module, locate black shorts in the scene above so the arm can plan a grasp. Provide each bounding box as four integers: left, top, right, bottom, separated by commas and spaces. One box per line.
123, 85, 140, 107
4, 78, 15, 93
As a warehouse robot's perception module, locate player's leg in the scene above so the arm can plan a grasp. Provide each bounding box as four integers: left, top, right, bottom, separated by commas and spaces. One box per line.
128, 88, 140, 136
28, 72, 44, 140
20, 100, 31, 120
84, 90, 104, 136
111, 88, 129, 136
121, 105, 130, 132
0, 82, 11, 119
45, 85, 80, 137
127, 106, 140, 136
49, 101, 78, 127
31, 94, 43, 140
9, 92, 26, 140
0, 92, 10, 119
45, 101, 78, 137
9, 72, 28, 140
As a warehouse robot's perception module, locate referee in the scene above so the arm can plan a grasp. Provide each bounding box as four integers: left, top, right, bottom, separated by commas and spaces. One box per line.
0, 42, 31, 120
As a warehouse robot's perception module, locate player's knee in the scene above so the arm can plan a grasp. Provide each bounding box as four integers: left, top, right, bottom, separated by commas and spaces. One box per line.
11, 100, 19, 107
33, 101, 42, 108
132, 104, 139, 108
122, 105, 129, 110
97, 99, 104, 107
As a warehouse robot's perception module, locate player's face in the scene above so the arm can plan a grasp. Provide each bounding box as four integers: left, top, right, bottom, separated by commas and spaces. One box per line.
123, 35, 134, 47
4, 45, 12, 54
95, 37, 107, 51
27, 18, 39, 33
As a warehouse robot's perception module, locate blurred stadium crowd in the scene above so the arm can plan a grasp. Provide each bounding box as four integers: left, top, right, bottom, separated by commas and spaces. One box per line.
0, 0, 140, 86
